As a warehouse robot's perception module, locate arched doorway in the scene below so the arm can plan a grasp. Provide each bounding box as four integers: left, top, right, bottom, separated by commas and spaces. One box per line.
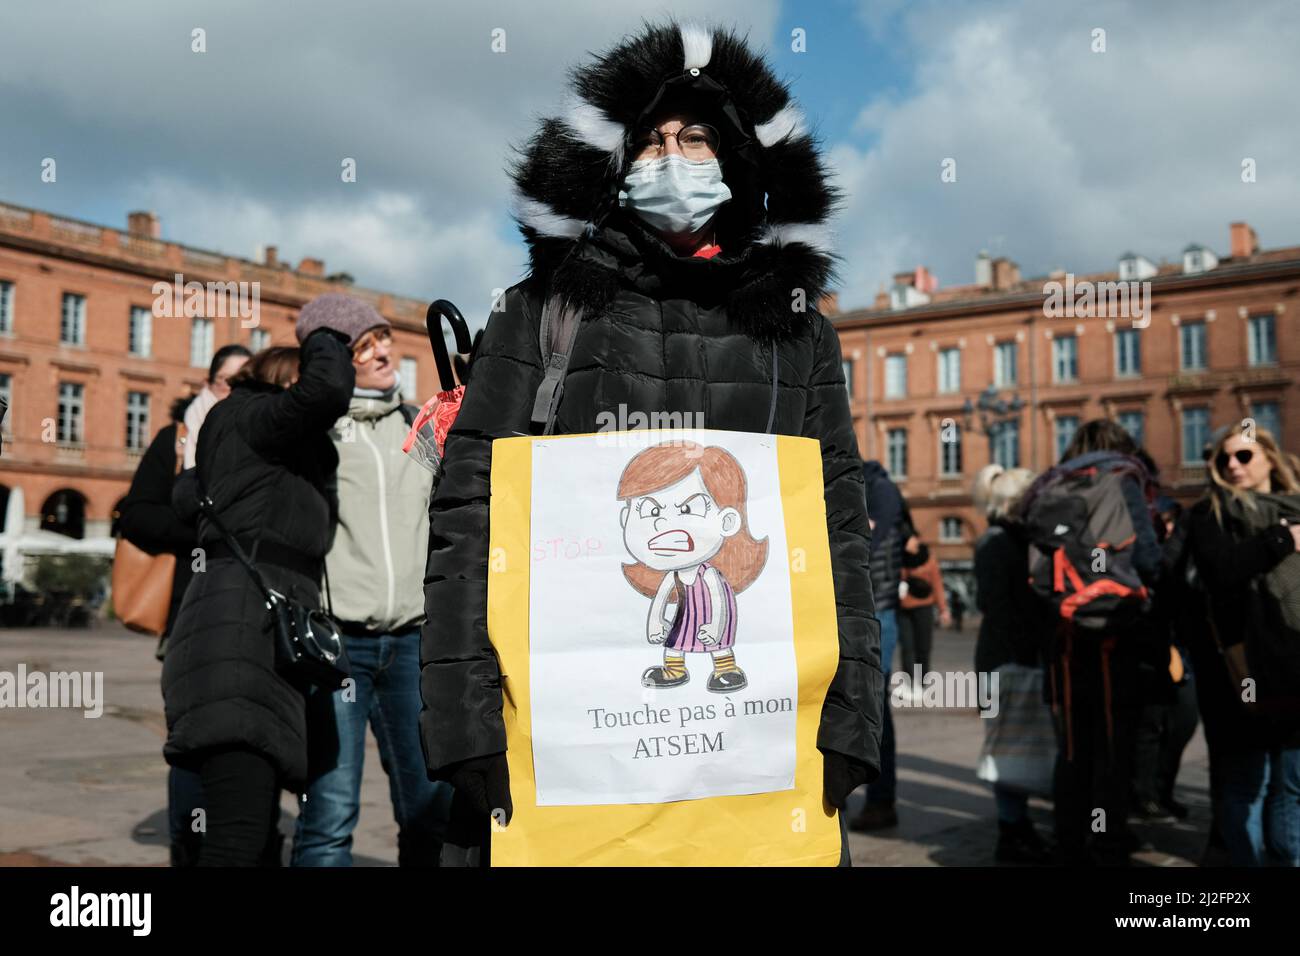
41, 489, 87, 539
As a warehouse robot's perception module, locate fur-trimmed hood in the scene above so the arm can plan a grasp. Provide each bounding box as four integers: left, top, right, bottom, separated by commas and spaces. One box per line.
510, 20, 839, 342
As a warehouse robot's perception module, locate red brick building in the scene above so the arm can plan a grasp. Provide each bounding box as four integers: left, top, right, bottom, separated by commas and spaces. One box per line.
0, 200, 438, 542
831, 221, 1298, 587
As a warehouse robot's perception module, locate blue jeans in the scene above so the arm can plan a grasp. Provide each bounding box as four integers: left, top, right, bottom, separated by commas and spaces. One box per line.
866, 609, 898, 806
1219, 746, 1300, 866
291, 627, 453, 866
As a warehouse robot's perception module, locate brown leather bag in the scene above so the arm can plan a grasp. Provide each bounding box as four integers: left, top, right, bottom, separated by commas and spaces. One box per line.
111, 424, 185, 636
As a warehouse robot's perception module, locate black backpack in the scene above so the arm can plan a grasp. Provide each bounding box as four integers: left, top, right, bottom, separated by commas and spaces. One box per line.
1024, 456, 1153, 633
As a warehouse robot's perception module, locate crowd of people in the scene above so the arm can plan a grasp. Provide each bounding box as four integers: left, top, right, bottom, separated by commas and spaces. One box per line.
850, 418, 1300, 867
112, 20, 1296, 867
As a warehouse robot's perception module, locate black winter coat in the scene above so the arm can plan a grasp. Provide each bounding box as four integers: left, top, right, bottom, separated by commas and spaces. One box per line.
118, 403, 196, 638
862, 460, 904, 613
161, 329, 354, 788
1187, 494, 1300, 747
973, 521, 1050, 674
418, 214, 883, 781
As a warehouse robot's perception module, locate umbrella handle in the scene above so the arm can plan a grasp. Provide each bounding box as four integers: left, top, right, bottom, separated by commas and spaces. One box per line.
426, 299, 473, 392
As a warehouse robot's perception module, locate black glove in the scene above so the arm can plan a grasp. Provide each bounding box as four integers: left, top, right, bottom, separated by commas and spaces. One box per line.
822, 750, 872, 810
302, 325, 352, 348
444, 752, 513, 825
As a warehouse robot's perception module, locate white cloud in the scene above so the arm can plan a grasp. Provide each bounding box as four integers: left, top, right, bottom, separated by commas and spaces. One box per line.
831, 0, 1300, 308
1, 0, 781, 325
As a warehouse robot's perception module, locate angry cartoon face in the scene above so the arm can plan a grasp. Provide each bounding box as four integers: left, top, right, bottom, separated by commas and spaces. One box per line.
620, 468, 741, 572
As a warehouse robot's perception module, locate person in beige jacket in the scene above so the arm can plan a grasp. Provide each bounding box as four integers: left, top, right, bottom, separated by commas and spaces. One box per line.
289, 293, 451, 866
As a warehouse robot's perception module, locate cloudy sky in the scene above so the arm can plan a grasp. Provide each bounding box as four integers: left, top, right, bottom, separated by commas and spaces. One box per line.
1, 0, 1296, 325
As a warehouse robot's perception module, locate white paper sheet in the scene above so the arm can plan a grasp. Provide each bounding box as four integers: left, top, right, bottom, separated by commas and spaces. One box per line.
528, 429, 799, 806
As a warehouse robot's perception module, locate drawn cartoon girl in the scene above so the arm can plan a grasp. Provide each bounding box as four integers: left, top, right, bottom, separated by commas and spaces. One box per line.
617, 442, 768, 693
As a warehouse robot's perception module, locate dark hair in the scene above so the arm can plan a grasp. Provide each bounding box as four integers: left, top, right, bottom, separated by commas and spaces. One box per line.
1060, 418, 1140, 463
208, 344, 252, 384
169, 394, 195, 423
230, 346, 299, 389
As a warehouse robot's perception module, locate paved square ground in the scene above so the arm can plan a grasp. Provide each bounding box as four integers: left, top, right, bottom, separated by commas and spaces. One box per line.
0, 622, 1211, 866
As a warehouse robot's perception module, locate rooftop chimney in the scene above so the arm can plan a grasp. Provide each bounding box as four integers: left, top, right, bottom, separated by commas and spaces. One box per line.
264, 245, 279, 267
991, 257, 1020, 291
1229, 221, 1258, 259
913, 265, 938, 294
298, 257, 325, 277
975, 251, 992, 288
126, 210, 160, 239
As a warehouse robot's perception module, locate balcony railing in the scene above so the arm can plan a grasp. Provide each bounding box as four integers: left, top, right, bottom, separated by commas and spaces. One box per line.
0, 202, 34, 232
126, 235, 166, 259
50, 217, 103, 245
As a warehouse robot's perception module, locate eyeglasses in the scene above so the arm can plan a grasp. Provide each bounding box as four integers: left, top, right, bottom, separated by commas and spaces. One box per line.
1215, 448, 1255, 472
352, 329, 392, 365
632, 123, 721, 161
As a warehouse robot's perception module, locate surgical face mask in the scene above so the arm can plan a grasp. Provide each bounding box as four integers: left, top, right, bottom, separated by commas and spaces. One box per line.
617, 155, 732, 237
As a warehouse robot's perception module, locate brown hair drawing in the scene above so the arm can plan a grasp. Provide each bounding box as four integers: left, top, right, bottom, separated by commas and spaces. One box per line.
617, 441, 769, 597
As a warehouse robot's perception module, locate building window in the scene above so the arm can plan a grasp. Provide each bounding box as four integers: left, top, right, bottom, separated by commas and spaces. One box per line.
1115, 328, 1141, 377
1180, 321, 1207, 371
1118, 410, 1145, 448
126, 391, 150, 452
190, 318, 214, 368
58, 382, 85, 444
0, 373, 11, 437
993, 341, 1018, 388
884, 354, 907, 399
128, 306, 152, 357
1054, 415, 1080, 461
937, 347, 960, 394
1251, 400, 1281, 441
0, 280, 13, 334
61, 293, 86, 346
400, 357, 419, 401
1247, 314, 1276, 366
1052, 335, 1078, 383
991, 419, 1020, 468
250, 328, 270, 352
842, 357, 854, 398
939, 426, 962, 477
939, 517, 963, 543
887, 427, 908, 479
1181, 407, 1210, 465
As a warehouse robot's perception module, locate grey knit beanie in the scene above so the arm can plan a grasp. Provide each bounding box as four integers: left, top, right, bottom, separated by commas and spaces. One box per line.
295, 293, 389, 347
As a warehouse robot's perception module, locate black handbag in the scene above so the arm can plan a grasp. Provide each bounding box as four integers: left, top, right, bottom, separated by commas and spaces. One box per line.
196, 484, 351, 691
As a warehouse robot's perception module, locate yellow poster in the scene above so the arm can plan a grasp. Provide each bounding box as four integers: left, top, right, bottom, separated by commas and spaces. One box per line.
487, 430, 841, 866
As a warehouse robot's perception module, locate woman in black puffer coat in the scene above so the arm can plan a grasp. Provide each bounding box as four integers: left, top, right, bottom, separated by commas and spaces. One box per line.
162, 328, 353, 866
419, 21, 882, 861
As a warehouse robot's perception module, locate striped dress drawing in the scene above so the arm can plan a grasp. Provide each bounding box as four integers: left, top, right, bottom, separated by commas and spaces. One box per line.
664, 561, 738, 654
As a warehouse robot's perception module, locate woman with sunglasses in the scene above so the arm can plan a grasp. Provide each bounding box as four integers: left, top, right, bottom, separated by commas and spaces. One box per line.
1188, 422, 1300, 866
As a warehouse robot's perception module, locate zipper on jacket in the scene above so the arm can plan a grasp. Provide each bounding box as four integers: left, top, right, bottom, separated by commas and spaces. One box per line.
357, 421, 396, 622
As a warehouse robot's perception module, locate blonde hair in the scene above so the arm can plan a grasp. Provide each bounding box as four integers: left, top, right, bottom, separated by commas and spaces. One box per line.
1208, 421, 1300, 520
973, 464, 1035, 522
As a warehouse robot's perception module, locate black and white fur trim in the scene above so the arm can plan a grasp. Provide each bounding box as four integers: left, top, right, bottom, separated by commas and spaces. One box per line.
510, 19, 840, 340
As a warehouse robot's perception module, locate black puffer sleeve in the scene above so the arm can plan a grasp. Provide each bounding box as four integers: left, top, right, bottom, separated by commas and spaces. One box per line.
419, 285, 545, 775
803, 314, 883, 776
238, 328, 355, 454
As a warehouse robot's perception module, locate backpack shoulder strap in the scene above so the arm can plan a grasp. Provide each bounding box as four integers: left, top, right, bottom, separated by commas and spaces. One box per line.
529, 293, 583, 436
398, 402, 419, 427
